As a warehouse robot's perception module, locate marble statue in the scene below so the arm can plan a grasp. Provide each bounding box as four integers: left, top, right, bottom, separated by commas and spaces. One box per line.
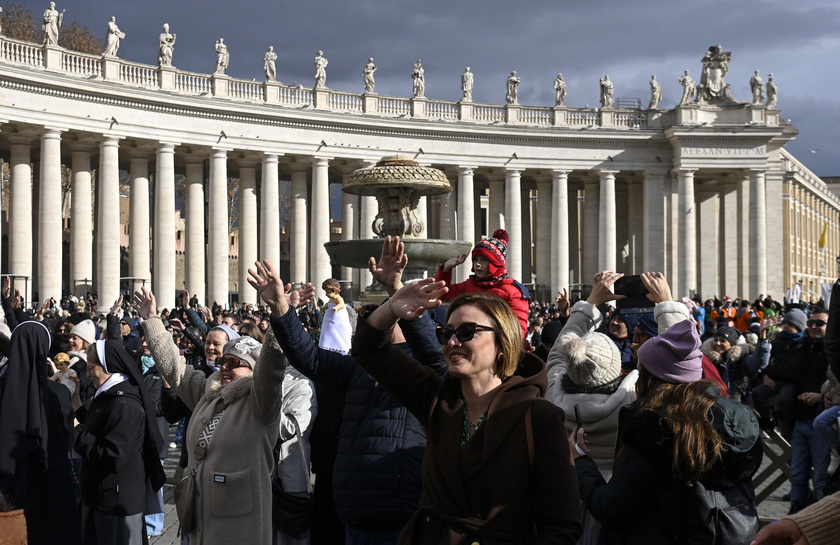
363, 57, 377, 94
412, 60, 425, 98
554, 73, 566, 106
102, 16, 125, 57
697, 44, 733, 104
314, 50, 328, 88
766, 73, 777, 109
461, 67, 474, 102
158, 23, 176, 67
505, 71, 520, 105
678, 70, 696, 105
750, 70, 765, 105
214, 38, 229, 76
648, 74, 662, 109
264, 46, 277, 82
42, 2, 64, 46
599, 74, 614, 109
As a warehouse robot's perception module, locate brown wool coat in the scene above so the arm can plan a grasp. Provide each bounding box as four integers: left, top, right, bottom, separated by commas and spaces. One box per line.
352, 319, 582, 545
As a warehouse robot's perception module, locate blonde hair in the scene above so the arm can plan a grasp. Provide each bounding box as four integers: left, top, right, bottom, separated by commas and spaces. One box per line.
447, 292, 521, 380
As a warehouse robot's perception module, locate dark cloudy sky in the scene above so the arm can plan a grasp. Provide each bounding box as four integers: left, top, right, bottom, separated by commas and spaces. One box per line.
12, 0, 840, 176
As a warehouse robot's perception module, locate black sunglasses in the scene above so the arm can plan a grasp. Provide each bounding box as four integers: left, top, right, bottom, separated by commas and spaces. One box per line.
436, 323, 495, 345
219, 356, 249, 370
807, 319, 827, 327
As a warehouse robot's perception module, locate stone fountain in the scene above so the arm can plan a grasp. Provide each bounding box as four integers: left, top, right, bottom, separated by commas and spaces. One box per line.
324, 156, 472, 298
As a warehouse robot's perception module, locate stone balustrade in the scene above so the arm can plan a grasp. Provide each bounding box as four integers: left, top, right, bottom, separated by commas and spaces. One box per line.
0, 35, 662, 130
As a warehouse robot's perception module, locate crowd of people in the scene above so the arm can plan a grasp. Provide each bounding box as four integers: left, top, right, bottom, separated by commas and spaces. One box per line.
0, 230, 839, 545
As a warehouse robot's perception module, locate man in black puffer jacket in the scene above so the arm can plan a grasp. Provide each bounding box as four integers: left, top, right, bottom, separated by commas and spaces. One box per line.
260, 238, 445, 544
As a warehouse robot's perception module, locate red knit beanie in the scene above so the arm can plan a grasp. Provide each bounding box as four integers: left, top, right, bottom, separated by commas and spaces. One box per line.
472, 229, 509, 277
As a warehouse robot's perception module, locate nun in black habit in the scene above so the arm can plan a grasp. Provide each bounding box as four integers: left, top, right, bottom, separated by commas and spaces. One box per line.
72, 339, 165, 545
0, 321, 81, 545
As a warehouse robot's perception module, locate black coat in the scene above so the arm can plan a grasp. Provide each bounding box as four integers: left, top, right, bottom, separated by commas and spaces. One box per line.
74, 381, 148, 516
576, 397, 763, 545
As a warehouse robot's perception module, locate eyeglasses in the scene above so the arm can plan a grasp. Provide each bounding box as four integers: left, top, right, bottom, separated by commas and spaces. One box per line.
219, 356, 249, 370
435, 323, 495, 345
807, 319, 827, 327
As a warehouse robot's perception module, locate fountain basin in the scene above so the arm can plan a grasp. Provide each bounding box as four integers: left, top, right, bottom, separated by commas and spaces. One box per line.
325, 238, 473, 278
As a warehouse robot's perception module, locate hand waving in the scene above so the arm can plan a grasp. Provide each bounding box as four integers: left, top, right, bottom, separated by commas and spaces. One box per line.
247, 259, 289, 316
368, 235, 408, 295
132, 287, 158, 320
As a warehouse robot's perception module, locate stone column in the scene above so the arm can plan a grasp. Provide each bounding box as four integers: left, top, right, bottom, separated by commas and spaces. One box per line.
207, 148, 230, 308
598, 170, 618, 272
738, 173, 751, 297
238, 161, 258, 305
582, 179, 599, 282
719, 180, 739, 297
128, 153, 151, 296
438, 186, 457, 240
70, 144, 93, 296
96, 137, 121, 309
340, 170, 359, 286
357, 160, 378, 289
184, 155, 206, 304
627, 180, 644, 274
750, 169, 768, 297
551, 170, 570, 294
642, 169, 666, 273
457, 166, 477, 283
260, 154, 281, 269
504, 168, 523, 281
678, 168, 697, 296
536, 180, 552, 292
488, 178, 505, 234
289, 163, 309, 286
8, 137, 33, 296
311, 157, 332, 300
38, 129, 63, 303
153, 143, 177, 311
697, 189, 720, 299
666, 172, 680, 295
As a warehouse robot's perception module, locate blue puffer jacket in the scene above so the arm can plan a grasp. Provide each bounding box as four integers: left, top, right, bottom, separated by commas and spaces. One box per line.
270, 306, 446, 531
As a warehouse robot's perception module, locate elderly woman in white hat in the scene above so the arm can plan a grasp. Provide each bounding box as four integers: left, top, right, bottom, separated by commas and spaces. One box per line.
134, 287, 291, 545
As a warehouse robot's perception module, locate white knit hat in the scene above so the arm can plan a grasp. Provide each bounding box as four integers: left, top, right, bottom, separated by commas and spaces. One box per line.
557, 331, 622, 388
70, 319, 97, 345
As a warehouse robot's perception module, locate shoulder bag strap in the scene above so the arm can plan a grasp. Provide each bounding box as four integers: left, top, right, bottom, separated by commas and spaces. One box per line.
284, 412, 314, 495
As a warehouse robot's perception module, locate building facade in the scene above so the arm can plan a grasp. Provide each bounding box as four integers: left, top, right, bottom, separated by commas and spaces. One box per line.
0, 36, 837, 309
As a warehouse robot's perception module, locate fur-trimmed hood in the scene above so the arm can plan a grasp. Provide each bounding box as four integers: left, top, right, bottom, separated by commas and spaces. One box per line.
700, 339, 749, 365
203, 370, 254, 405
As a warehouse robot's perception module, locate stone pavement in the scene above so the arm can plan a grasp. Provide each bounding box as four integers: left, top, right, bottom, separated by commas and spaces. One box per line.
149, 430, 793, 544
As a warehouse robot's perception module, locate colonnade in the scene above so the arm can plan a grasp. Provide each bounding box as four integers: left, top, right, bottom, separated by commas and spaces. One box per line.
2, 126, 782, 310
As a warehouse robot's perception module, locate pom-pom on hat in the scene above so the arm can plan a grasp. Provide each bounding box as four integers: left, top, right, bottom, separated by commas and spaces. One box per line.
637, 320, 703, 383
472, 229, 509, 277
557, 331, 622, 388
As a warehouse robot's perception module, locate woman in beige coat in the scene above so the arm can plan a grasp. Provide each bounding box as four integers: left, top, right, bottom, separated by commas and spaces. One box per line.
136, 288, 289, 545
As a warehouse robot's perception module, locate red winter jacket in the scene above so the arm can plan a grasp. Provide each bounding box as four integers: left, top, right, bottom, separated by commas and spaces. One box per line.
436, 266, 530, 337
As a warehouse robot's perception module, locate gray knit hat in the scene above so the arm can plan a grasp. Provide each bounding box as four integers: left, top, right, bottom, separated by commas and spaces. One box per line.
222, 336, 262, 369
557, 331, 622, 388
781, 308, 807, 332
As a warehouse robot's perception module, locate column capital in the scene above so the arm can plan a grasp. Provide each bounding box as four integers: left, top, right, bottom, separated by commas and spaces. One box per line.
261, 152, 282, 162
312, 156, 333, 167
551, 169, 572, 178
7, 135, 35, 146
677, 167, 698, 175
41, 127, 64, 138
100, 135, 122, 146
597, 169, 619, 177
157, 142, 178, 153
458, 166, 478, 175
504, 167, 524, 176
71, 142, 94, 153
211, 147, 232, 156
237, 159, 259, 170
289, 161, 310, 173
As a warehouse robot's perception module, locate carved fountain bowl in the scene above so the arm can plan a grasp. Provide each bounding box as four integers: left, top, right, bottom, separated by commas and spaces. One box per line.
343, 156, 452, 196
325, 238, 473, 270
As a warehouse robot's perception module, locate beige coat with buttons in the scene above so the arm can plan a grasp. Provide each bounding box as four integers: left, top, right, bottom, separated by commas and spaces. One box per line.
143, 317, 287, 545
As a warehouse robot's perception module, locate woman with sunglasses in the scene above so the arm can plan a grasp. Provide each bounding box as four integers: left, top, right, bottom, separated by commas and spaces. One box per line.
134, 287, 292, 545
351, 279, 582, 544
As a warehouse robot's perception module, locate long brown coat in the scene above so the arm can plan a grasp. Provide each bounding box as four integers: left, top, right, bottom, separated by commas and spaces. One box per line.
352, 319, 581, 545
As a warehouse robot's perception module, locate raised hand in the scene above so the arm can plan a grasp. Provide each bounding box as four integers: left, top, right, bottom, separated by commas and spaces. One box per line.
442, 254, 467, 273
388, 278, 448, 321
641, 272, 672, 303
368, 235, 408, 295
110, 294, 124, 316
2, 276, 10, 300
556, 288, 570, 317
133, 287, 158, 320
586, 271, 625, 307
12, 289, 21, 310
288, 283, 315, 309
181, 289, 190, 309
247, 259, 288, 316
